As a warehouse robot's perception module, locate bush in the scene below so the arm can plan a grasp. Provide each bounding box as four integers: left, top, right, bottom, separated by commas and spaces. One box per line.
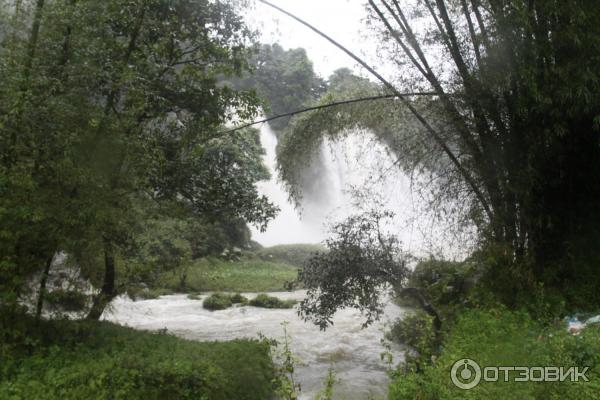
388, 312, 437, 368
129, 287, 174, 301
249, 294, 296, 309
203, 293, 234, 310
187, 292, 202, 300
389, 309, 600, 399
230, 293, 248, 304
0, 319, 275, 400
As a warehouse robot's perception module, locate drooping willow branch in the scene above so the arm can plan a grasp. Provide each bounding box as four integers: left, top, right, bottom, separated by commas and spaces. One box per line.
257, 0, 493, 222
220, 92, 436, 134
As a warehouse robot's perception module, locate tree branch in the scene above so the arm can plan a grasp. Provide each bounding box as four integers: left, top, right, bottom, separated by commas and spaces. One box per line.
257, 0, 494, 222
219, 93, 435, 134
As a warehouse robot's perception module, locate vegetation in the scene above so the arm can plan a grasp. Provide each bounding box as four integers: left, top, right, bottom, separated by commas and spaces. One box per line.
158, 256, 298, 293
278, 0, 600, 309
203, 293, 235, 311
1, 0, 599, 397
389, 309, 600, 399
249, 294, 296, 309
0, 0, 277, 325
231, 43, 325, 132
0, 319, 274, 400
256, 243, 326, 268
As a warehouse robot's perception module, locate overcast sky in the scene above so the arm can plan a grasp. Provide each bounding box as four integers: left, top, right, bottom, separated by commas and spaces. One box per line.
246, 0, 370, 78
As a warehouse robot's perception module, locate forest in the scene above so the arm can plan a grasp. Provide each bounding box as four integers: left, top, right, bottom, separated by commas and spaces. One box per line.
1, 0, 599, 399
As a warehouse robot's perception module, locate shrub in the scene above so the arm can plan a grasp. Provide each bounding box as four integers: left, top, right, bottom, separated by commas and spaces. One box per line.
389, 309, 600, 399
203, 293, 233, 310
249, 294, 296, 309
129, 287, 174, 300
230, 293, 248, 304
0, 319, 275, 400
388, 312, 437, 368
187, 292, 202, 300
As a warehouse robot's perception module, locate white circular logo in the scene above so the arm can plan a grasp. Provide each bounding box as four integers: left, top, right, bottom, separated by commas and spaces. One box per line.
451, 358, 482, 389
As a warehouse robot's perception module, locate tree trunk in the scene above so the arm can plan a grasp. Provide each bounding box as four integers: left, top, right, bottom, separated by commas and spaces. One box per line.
34, 254, 54, 322
87, 238, 116, 320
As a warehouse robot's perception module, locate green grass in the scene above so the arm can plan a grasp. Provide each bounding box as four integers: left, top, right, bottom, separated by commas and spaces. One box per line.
389, 308, 600, 400
256, 243, 325, 268
1, 319, 274, 400
160, 256, 298, 293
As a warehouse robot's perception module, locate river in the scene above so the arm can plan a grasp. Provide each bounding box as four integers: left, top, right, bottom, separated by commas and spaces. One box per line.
103, 290, 406, 399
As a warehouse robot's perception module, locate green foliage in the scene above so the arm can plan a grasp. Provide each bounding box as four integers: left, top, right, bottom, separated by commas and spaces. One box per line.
262, 322, 302, 400
232, 43, 325, 131
0, 319, 275, 400
187, 292, 202, 301
159, 256, 298, 293
43, 289, 89, 312
248, 294, 296, 309
127, 288, 175, 301
388, 312, 437, 369
299, 210, 408, 329
202, 293, 234, 311
0, 0, 276, 321
230, 293, 249, 305
315, 367, 337, 400
389, 309, 600, 400
399, 259, 478, 317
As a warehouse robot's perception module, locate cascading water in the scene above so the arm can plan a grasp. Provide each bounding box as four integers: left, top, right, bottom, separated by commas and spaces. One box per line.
251, 122, 475, 258
251, 123, 418, 252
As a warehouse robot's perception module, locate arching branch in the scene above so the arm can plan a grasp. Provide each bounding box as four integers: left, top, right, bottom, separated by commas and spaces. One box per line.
257, 0, 494, 222
219, 92, 437, 134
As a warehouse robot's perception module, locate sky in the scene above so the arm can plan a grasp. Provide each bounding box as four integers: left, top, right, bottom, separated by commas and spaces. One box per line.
245, 0, 370, 78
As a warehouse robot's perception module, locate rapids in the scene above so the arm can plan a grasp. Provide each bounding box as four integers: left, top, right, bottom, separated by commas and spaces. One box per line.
103, 291, 406, 399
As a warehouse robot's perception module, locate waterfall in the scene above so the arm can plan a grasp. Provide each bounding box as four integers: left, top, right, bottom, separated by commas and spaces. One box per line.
250, 124, 417, 250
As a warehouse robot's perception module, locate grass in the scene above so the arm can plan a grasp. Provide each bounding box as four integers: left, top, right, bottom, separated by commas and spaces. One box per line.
256, 243, 325, 268
389, 308, 600, 399
0, 319, 274, 400
160, 256, 298, 293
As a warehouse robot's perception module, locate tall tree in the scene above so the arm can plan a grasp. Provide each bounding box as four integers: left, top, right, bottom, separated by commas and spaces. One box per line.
266, 0, 600, 306
0, 0, 277, 321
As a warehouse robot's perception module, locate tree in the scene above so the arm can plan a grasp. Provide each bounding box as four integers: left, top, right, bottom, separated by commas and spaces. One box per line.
299, 210, 410, 329
231, 43, 325, 132
264, 0, 600, 307
0, 0, 277, 322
